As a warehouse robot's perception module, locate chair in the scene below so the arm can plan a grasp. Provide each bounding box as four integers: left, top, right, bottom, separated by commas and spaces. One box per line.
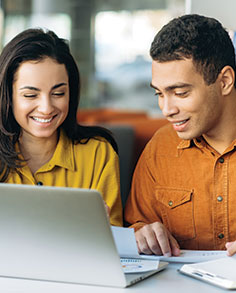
105, 124, 135, 208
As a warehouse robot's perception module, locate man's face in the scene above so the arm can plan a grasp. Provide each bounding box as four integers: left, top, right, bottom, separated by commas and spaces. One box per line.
151, 58, 224, 140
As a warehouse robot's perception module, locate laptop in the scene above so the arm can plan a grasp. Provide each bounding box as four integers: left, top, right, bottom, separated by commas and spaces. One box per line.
0, 183, 167, 287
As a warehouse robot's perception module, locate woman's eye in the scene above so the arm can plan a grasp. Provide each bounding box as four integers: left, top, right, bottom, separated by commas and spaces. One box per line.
23, 93, 37, 98
53, 92, 65, 97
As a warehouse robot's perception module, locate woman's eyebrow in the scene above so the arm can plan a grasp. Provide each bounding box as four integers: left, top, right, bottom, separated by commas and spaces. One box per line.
19, 83, 67, 91
19, 86, 40, 91
51, 83, 67, 90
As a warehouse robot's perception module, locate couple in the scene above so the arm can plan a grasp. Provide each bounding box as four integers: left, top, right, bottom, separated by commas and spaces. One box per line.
1, 14, 236, 256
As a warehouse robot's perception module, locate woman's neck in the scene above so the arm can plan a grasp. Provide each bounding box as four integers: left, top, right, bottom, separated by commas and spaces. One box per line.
19, 131, 58, 174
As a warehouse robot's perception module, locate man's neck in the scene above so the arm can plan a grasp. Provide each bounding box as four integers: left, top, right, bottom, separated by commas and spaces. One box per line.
203, 121, 236, 155
202, 92, 236, 154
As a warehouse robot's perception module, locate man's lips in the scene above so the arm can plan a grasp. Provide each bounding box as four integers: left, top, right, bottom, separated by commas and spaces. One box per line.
169, 118, 190, 125
170, 118, 190, 132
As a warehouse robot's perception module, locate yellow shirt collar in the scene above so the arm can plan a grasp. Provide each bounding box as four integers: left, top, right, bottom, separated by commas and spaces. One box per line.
39, 129, 75, 172
15, 129, 75, 174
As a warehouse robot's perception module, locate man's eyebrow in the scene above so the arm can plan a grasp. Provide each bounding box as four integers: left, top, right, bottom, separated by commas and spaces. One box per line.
150, 82, 192, 91
150, 83, 158, 90
19, 83, 67, 91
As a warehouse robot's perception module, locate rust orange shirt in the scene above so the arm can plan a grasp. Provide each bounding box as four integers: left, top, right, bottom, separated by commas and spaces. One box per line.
125, 123, 236, 250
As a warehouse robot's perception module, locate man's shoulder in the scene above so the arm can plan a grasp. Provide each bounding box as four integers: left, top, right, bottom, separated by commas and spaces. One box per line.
144, 123, 181, 156
150, 122, 180, 144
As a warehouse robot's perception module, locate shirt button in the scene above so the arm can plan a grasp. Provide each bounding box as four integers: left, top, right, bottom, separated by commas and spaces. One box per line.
217, 196, 223, 202
168, 201, 173, 207
218, 233, 224, 239
37, 181, 43, 186
219, 158, 224, 163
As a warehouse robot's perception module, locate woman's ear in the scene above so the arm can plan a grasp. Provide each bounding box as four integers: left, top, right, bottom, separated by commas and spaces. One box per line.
219, 65, 235, 95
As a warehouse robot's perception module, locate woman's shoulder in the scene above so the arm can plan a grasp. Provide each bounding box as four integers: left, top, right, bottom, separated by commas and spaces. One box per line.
74, 136, 116, 154
62, 124, 118, 154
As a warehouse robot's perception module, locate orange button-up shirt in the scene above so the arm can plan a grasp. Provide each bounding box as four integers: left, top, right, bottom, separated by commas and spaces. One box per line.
125, 123, 236, 250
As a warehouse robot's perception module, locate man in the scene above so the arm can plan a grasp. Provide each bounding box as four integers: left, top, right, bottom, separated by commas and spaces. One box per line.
125, 14, 236, 257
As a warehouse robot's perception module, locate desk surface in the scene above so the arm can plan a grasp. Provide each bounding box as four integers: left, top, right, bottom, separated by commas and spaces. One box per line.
0, 263, 228, 293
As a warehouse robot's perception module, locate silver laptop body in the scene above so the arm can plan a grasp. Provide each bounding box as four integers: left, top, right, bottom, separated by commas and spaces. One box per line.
0, 183, 167, 287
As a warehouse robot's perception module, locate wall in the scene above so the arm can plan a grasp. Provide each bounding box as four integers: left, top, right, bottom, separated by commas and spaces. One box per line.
186, 0, 236, 30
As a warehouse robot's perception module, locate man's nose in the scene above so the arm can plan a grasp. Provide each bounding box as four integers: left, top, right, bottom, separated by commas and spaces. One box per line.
160, 96, 179, 118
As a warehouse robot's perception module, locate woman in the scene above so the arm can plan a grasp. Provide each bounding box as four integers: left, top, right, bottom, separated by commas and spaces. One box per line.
0, 28, 123, 226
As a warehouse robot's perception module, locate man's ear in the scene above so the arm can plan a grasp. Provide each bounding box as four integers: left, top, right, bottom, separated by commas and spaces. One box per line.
219, 66, 235, 95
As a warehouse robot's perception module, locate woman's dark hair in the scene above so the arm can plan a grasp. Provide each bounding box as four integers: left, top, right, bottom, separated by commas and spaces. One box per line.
150, 14, 236, 87
0, 28, 118, 181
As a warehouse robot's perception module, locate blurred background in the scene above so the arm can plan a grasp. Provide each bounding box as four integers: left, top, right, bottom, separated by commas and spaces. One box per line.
0, 0, 186, 115
1, 0, 236, 204
1, 0, 236, 114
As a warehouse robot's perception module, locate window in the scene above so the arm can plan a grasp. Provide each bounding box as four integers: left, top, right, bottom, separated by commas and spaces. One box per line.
94, 10, 172, 114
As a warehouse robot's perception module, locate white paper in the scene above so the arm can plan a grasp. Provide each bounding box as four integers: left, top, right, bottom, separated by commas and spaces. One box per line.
111, 226, 139, 257
111, 226, 227, 263
120, 258, 159, 273
140, 249, 226, 263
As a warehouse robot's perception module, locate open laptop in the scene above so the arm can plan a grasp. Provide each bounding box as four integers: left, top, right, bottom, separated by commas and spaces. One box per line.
0, 183, 167, 287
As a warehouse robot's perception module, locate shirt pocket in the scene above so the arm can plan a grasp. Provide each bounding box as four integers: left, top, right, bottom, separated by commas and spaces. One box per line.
155, 187, 196, 241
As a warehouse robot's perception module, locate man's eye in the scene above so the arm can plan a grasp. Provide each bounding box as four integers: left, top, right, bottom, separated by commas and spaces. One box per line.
176, 92, 188, 97
155, 92, 163, 98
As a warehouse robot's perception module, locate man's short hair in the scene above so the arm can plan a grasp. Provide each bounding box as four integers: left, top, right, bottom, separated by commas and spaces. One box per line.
150, 14, 236, 86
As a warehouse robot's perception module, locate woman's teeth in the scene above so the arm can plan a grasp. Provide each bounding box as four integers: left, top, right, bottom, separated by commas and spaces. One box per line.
32, 117, 53, 123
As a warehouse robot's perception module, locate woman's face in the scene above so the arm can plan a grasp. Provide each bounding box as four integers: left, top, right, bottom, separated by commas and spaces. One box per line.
12, 57, 69, 141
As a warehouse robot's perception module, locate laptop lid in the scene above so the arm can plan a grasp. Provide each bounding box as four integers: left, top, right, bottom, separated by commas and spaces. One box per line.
0, 183, 167, 287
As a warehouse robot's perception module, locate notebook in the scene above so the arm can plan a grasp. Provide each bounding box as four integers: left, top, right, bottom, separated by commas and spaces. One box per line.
179, 256, 236, 289
0, 183, 167, 288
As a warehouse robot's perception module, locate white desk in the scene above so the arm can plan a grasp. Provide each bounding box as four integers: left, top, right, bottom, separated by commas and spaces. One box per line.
0, 263, 228, 293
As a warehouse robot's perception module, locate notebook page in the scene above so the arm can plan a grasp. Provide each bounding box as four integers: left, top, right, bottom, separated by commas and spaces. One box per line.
111, 226, 227, 263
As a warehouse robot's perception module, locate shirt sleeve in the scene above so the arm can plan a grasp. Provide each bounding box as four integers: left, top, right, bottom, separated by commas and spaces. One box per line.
124, 144, 162, 231
91, 139, 123, 227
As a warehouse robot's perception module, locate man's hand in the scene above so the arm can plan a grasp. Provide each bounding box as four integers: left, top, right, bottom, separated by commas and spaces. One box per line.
135, 222, 180, 256
226, 241, 236, 256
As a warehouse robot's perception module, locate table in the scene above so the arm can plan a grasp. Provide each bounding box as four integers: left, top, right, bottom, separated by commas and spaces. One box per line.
0, 263, 228, 292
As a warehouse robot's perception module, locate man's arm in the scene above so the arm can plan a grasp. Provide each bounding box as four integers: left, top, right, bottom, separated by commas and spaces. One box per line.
125, 141, 180, 256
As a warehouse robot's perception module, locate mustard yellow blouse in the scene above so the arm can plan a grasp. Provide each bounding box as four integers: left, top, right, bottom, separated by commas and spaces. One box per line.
6, 130, 123, 226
